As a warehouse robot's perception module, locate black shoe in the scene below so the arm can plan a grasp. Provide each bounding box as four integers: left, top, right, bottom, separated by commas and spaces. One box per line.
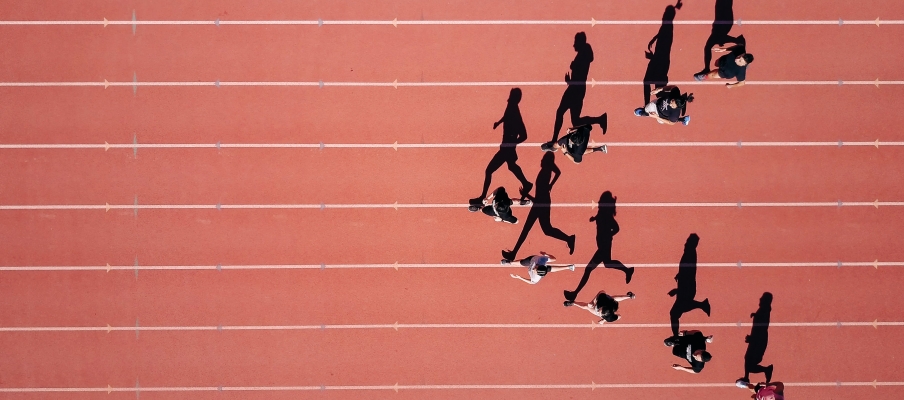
627, 291, 635, 299
765, 365, 774, 383
540, 142, 555, 152
625, 267, 635, 284
702, 298, 712, 316
563, 301, 574, 307
468, 205, 480, 212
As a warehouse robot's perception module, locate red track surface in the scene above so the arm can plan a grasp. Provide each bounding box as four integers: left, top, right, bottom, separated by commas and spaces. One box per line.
2, 1, 904, 399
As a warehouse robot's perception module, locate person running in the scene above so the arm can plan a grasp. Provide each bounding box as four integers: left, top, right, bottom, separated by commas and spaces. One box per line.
694, 42, 754, 88
563, 290, 635, 324
736, 381, 785, 400
634, 86, 693, 126
665, 330, 714, 374
469, 88, 534, 209
470, 186, 520, 224
506, 251, 575, 284
539, 124, 607, 163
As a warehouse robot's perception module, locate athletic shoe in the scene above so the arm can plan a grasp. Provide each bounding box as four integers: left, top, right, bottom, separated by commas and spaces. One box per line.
593, 144, 608, 154
634, 108, 646, 116
735, 379, 750, 389
519, 199, 532, 206
706, 335, 714, 343
568, 264, 575, 271
540, 142, 555, 152
500, 259, 512, 265
563, 301, 574, 307
627, 291, 635, 299
694, 73, 706, 81
468, 205, 480, 212
494, 217, 503, 222
682, 116, 690, 126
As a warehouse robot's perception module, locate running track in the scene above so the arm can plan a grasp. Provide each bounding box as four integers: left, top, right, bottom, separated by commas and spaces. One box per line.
1, 1, 903, 399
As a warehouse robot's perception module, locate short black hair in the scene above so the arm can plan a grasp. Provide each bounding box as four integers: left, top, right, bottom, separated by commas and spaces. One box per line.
700, 351, 712, 362
742, 54, 754, 64
535, 264, 549, 276
602, 313, 619, 322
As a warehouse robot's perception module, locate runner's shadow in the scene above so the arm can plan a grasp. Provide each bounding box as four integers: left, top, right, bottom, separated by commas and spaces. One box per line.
742, 292, 774, 382
564, 191, 634, 302
668, 233, 711, 336
643, 1, 681, 104
698, 0, 746, 75
550, 32, 608, 142
472, 88, 533, 202
502, 153, 575, 261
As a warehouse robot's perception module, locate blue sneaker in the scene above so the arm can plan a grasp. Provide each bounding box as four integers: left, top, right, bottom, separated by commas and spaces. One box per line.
634, 108, 645, 117
682, 116, 691, 126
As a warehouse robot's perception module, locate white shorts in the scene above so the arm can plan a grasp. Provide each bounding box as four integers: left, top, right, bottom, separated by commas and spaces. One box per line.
644, 102, 658, 115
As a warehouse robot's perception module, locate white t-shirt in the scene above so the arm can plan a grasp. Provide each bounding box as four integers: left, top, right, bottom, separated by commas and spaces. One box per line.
526, 256, 550, 284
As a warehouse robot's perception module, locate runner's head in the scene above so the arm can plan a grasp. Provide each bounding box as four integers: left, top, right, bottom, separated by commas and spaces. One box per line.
674, 92, 694, 110
736, 53, 754, 66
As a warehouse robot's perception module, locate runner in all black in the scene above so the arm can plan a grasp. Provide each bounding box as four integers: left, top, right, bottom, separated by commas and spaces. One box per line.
694, 42, 754, 89
470, 186, 519, 224
563, 290, 635, 324
540, 124, 607, 163
665, 330, 714, 374
634, 86, 693, 126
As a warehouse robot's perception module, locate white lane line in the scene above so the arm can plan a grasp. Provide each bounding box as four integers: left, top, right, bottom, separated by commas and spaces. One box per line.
0, 261, 899, 272
1, 141, 902, 150
0, 201, 901, 211
0, 381, 901, 393
0, 321, 899, 332
1, 19, 902, 26
0, 80, 902, 87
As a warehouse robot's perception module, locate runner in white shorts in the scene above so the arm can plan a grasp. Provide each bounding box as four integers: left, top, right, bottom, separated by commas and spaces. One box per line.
506, 252, 575, 284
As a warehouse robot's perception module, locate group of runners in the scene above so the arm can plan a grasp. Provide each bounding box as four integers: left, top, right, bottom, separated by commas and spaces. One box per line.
464, 12, 781, 398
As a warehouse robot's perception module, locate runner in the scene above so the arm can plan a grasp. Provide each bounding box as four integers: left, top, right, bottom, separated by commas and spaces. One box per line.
506, 252, 575, 284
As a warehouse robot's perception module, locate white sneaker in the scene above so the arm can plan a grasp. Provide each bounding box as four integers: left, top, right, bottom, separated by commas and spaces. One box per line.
568, 264, 576, 271
735, 379, 749, 389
